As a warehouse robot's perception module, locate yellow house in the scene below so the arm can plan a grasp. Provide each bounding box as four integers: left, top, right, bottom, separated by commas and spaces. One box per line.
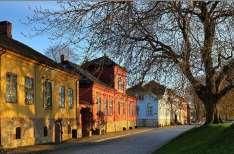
0, 21, 80, 148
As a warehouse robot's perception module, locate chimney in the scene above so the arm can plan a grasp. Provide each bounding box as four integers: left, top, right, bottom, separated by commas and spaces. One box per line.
60, 54, 70, 63
0, 21, 12, 38
60, 54, 65, 63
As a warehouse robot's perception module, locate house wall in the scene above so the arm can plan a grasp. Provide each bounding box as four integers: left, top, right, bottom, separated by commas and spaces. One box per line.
162, 90, 189, 125
0, 52, 36, 148
127, 96, 137, 129
90, 83, 136, 133
177, 102, 188, 124
158, 98, 171, 126
0, 51, 79, 148
79, 64, 136, 134
34, 63, 79, 144
92, 83, 115, 132
136, 93, 158, 127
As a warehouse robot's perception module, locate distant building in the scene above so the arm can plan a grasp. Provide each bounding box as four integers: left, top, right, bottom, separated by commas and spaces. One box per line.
165, 89, 190, 125
218, 66, 234, 121
219, 90, 234, 121
127, 85, 158, 127
127, 81, 172, 127
127, 81, 190, 127
61, 56, 137, 136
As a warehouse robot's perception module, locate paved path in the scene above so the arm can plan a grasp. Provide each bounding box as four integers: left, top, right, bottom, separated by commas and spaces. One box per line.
45, 125, 194, 154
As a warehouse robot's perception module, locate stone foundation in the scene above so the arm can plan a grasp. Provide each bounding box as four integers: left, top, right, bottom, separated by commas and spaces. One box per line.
106, 120, 136, 133
1, 117, 78, 148
137, 119, 157, 127
1, 117, 35, 148
158, 118, 171, 127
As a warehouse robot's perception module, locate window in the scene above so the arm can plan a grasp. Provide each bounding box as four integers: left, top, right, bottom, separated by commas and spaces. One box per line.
123, 102, 125, 115
25, 76, 34, 104
44, 126, 48, 137
138, 95, 144, 100
103, 98, 108, 115
129, 104, 131, 115
16, 127, 21, 139
118, 102, 121, 115
109, 100, 113, 115
147, 103, 153, 116
118, 77, 121, 90
59, 86, 65, 108
68, 88, 73, 108
97, 95, 101, 112
6, 72, 17, 103
44, 80, 52, 109
118, 77, 125, 91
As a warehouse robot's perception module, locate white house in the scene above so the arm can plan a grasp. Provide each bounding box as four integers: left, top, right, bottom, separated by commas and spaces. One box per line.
127, 81, 171, 127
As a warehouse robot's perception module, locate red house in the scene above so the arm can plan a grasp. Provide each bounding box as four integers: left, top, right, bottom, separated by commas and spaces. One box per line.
61, 56, 136, 136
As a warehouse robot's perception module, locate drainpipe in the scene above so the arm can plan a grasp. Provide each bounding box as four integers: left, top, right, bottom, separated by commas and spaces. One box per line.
33, 63, 38, 144
76, 79, 80, 137
0, 46, 6, 145
0, 46, 6, 93
114, 91, 116, 132
127, 97, 129, 129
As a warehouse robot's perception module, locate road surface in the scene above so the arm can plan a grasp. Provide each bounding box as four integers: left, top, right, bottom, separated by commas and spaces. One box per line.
46, 125, 194, 154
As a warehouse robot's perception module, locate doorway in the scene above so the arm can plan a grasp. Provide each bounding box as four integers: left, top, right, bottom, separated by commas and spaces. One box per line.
54, 120, 62, 144
80, 107, 93, 137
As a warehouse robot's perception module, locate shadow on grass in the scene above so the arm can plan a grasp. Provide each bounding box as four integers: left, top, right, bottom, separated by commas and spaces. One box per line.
154, 123, 234, 154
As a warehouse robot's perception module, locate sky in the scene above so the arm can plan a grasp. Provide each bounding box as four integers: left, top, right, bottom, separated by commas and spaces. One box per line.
0, 1, 179, 88
0, 1, 58, 54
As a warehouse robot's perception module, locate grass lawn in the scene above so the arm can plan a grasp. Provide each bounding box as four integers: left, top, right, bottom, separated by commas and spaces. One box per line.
154, 123, 234, 154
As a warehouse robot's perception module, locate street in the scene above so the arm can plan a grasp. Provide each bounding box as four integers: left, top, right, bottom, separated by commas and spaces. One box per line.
45, 125, 194, 154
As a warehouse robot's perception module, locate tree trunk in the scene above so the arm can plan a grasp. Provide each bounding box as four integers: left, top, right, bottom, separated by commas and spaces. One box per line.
204, 103, 214, 124
213, 103, 220, 124
203, 99, 222, 124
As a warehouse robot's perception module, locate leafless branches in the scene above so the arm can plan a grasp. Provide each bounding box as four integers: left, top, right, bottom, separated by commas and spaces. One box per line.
26, 1, 234, 123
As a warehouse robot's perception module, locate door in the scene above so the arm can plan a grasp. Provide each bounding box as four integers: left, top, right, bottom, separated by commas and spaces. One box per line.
80, 107, 93, 137
55, 120, 62, 144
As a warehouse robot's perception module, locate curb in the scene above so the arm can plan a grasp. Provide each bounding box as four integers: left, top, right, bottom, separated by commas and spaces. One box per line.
93, 129, 153, 142
6, 128, 154, 154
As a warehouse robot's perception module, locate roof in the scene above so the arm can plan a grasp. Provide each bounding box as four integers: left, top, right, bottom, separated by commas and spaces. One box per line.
143, 80, 166, 97
60, 60, 112, 88
0, 36, 78, 77
127, 81, 166, 98
126, 84, 147, 96
82, 55, 126, 71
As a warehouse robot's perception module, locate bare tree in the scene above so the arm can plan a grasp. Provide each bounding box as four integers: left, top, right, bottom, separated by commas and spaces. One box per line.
44, 43, 79, 63
26, 1, 234, 124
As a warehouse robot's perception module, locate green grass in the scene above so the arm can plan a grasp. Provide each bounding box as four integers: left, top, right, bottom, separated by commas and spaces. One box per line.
154, 123, 234, 154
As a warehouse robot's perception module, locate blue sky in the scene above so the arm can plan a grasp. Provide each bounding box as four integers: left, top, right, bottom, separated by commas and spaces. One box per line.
0, 1, 176, 87
0, 1, 58, 53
